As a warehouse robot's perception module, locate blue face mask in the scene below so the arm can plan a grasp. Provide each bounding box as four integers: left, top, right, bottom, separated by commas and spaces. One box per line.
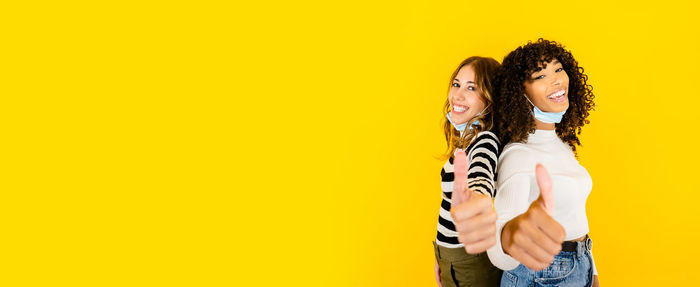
446, 104, 489, 131
524, 95, 566, 124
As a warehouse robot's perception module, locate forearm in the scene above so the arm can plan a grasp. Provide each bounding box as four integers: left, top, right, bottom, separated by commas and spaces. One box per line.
487, 219, 520, 270
487, 174, 532, 270
590, 250, 597, 275
466, 137, 499, 198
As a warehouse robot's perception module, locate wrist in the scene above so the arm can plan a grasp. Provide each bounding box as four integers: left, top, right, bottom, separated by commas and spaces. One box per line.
500, 221, 513, 255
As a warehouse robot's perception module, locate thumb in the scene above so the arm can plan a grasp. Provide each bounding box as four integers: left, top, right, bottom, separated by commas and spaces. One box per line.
535, 163, 555, 216
452, 149, 471, 206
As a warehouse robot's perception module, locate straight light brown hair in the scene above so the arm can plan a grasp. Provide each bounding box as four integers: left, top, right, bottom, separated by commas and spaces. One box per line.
440, 56, 500, 160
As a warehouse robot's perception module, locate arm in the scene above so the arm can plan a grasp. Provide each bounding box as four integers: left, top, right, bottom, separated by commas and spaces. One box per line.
466, 132, 499, 197
434, 259, 443, 287
489, 163, 566, 271
591, 250, 599, 286
449, 133, 500, 254
485, 170, 533, 270
486, 148, 565, 271
591, 251, 597, 275
452, 133, 499, 206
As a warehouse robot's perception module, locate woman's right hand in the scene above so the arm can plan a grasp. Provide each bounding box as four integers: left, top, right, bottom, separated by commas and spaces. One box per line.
450, 149, 498, 254
434, 259, 442, 287
500, 164, 566, 271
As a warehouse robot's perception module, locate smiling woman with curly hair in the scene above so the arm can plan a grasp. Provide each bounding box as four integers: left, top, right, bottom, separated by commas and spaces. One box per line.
485, 39, 600, 287
495, 39, 595, 152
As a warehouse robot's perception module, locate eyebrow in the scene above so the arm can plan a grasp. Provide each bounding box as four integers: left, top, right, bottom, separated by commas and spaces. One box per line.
533, 59, 562, 73
453, 79, 475, 84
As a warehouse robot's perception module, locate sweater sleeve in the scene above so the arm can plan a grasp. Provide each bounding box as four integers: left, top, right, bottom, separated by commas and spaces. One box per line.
486, 146, 536, 270
466, 132, 500, 198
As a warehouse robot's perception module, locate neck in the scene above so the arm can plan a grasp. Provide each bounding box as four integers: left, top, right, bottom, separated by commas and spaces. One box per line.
534, 117, 556, 130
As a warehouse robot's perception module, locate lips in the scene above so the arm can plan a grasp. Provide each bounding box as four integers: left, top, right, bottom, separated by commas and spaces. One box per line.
547, 89, 567, 103
452, 104, 469, 113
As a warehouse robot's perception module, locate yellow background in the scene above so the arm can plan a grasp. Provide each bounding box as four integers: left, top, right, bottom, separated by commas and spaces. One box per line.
2, 0, 699, 286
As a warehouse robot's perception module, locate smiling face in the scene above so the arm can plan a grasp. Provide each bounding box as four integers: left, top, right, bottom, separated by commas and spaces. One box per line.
524, 59, 570, 113
448, 65, 486, 125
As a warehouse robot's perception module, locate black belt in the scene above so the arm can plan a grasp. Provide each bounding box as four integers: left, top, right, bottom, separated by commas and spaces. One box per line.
561, 234, 592, 252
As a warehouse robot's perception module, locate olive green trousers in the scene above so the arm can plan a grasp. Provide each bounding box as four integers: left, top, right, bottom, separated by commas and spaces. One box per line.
433, 241, 502, 287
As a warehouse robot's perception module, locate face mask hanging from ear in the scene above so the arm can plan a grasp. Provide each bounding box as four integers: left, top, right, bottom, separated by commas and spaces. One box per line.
523, 95, 566, 124
446, 104, 490, 132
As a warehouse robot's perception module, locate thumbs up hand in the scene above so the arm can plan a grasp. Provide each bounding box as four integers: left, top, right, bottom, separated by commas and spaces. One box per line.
450, 149, 498, 254
450, 149, 471, 207
500, 163, 566, 271
534, 163, 555, 216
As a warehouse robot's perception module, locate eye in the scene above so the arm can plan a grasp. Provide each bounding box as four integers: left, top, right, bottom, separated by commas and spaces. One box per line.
555, 67, 564, 72
534, 75, 545, 80
452, 82, 460, 88
467, 86, 476, 91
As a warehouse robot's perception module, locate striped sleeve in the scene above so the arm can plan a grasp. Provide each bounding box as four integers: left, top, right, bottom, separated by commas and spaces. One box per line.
435, 131, 500, 248
466, 131, 500, 198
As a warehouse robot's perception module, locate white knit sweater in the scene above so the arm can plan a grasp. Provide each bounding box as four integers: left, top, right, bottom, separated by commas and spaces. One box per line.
486, 129, 597, 275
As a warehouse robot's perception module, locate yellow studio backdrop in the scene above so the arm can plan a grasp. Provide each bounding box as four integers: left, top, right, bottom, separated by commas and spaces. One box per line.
1, 0, 698, 286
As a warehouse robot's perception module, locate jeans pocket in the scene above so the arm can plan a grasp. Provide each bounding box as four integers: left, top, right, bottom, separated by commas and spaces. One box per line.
534, 255, 577, 286
501, 271, 517, 287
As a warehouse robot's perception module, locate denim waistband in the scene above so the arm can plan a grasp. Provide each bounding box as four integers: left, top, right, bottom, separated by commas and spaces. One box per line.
562, 235, 592, 256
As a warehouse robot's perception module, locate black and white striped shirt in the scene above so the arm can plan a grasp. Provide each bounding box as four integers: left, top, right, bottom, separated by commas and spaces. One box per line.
435, 131, 500, 248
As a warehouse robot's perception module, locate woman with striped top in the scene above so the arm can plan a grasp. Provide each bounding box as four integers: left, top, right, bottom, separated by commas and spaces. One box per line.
433, 56, 502, 287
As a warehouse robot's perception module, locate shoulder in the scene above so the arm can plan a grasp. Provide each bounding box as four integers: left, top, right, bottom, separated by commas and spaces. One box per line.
498, 142, 537, 175
473, 131, 500, 145
467, 131, 500, 163
500, 142, 536, 163
467, 131, 500, 153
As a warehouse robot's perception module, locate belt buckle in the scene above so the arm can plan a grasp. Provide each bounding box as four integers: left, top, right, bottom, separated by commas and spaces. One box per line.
584, 237, 593, 251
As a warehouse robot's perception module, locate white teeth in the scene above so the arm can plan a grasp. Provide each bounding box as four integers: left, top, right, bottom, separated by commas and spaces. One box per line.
453, 106, 466, 112
548, 90, 565, 99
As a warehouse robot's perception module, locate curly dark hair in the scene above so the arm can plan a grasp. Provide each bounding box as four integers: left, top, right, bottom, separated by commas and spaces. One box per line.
494, 38, 595, 154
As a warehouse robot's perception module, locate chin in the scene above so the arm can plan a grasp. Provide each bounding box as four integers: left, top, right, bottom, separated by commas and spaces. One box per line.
560, 102, 570, 111
454, 116, 470, 124
552, 102, 569, 113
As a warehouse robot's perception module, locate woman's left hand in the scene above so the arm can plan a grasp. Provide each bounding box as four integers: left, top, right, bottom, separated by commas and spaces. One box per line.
592, 275, 599, 287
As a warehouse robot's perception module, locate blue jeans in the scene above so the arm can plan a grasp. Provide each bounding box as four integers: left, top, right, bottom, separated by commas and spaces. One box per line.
500, 239, 593, 287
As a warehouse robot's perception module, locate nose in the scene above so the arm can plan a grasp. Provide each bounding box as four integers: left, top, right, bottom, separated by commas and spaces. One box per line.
552, 73, 562, 87
453, 88, 466, 101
